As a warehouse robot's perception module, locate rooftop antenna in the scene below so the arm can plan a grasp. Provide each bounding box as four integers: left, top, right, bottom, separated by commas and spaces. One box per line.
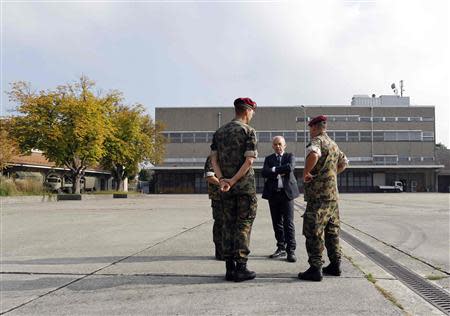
391, 83, 398, 95
391, 80, 405, 96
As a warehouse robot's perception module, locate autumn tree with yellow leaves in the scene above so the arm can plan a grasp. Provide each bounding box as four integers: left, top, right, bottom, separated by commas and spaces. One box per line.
0, 118, 19, 173
101, 105, 166, 191
8, 77, 119, 194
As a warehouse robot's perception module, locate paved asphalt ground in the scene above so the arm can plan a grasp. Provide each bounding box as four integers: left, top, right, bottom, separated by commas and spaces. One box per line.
1, 193, 449, 315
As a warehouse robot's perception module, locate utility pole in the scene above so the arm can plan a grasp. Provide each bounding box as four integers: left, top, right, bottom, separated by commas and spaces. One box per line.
300, 105, 307, 160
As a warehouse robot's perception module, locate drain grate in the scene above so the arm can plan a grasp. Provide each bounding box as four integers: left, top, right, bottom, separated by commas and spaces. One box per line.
341, 230, 450, 315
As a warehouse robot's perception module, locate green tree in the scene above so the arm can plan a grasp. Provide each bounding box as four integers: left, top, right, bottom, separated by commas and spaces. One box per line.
102, 105, 166, 191
9, 76, 119, 194
0, 118, 19, 173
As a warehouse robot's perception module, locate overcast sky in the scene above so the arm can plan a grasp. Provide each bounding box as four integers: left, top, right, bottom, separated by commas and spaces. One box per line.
2, 0, 449, 145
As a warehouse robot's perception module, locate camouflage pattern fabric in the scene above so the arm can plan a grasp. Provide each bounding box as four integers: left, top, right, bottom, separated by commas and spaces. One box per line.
210, 119, 258, 195
204, 157, 220, 201
204, 157, 223, 256
221, 193, 257, 263
304, 132, 347, 202
211, 199, 223, 257
303, 200, 341, 268
210, 118, 258, 262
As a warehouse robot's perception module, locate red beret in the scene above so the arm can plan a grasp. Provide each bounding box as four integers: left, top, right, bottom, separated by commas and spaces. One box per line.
234, 97, 257, 111
308, 115, 327, 127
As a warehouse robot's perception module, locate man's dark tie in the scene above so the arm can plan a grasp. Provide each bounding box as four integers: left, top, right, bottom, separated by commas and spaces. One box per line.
277, 155, 282, 166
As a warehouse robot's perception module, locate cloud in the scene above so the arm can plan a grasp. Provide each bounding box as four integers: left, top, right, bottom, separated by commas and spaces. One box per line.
3, 0, 449, 144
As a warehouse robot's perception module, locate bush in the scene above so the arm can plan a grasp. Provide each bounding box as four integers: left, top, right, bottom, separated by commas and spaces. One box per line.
14, 178, 45, 195
0, 176, 19, 196
0, 176, 46, 196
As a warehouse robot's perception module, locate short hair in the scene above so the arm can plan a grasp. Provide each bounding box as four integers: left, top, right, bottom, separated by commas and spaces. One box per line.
234, 103, 248, 115
272, 135, 285, 144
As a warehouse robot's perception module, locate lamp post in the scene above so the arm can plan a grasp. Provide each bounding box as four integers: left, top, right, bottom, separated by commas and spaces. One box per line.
300, 105, 307, 161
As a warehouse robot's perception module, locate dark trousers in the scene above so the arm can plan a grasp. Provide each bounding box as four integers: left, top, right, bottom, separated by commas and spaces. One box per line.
268, 190, 296, 253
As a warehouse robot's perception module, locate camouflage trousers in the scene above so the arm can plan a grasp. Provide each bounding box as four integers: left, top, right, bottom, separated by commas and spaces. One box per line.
211, 199, 224, 256
221, 193, 258, 263
303, 200, 341, 268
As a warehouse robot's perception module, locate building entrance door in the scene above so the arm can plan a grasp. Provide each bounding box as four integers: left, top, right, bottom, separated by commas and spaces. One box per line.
410, 180, 417, 192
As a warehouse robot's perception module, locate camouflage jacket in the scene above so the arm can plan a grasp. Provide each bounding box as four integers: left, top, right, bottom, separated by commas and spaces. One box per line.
210, 119, 258, 195
304, 132, 348, 202
204, 156, 220, 200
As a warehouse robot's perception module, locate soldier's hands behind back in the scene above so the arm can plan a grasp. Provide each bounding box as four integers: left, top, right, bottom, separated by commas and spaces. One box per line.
304, 172, 314, 183
220, 179, 231, 192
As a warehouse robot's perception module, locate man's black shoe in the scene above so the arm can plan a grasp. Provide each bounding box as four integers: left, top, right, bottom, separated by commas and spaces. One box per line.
287, 253, 297, 262
322, 261, 341, 276
269, 248, 287, 258
225, 260, 235, 281
234, 262, 256, 282
298, 266, 323, 281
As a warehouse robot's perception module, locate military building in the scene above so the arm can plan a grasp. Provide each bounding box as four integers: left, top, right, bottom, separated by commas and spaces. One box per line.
153, 94, 445, 193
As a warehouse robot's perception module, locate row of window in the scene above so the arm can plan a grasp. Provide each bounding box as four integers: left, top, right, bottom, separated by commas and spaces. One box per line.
161, 130, 435, 143
164, 156, 435, 164
296, 116, 434, 122
372, 155, 435, 165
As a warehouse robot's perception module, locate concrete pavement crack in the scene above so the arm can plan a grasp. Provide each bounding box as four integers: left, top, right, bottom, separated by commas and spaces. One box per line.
0, 219, 211, 315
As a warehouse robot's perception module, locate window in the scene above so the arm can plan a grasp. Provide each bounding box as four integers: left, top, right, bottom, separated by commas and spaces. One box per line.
327, 131, 335, 140
422, 117, 434, 122
347, 132, 359, 142
385, 156, 398, 164
194, 132, 207, 143
385, 117, 396, 122
334, 116, 348, 122
183, 133, 194, 143
397, 117, 409, 122
207, 132, 215, 143
347, 116, 360, 122
409, 132, 421, 141
284, 132, 296, 142
170, 133, 182, 143
373, 132, 384, 141
374, 155, 398, 165
372, 117, 384, 122
396, 132, 409, 141
161, 132, 170, 142
359, 117, 372, 122
422, 132, 434, 141
384, 132, 396, 141
334, 132, 347, 142
410, 117, 421, 122
360, 132, 372, 142
297, 132, 309, 142
257, 132, 271, 142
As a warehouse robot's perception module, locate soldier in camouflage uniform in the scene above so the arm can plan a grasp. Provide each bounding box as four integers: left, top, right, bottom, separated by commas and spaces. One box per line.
204, 156, 224, 260
210, 97, 258, 282
298, 115, 349, 282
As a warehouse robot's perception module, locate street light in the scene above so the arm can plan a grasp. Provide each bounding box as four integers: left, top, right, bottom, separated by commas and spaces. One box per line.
300, 105, 307, 160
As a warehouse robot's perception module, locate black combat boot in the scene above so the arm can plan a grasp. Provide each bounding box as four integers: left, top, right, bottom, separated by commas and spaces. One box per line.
215, 249, 224, 261
322, 261, 341, 276
298, 266, 323, 282
225, 260, 236, 281
234, 262, 256, 282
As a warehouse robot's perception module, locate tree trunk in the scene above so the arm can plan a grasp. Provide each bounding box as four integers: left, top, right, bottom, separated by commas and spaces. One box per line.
113, 165, 125, 191
115, 177, 124, 191
71, 173, 82, 194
